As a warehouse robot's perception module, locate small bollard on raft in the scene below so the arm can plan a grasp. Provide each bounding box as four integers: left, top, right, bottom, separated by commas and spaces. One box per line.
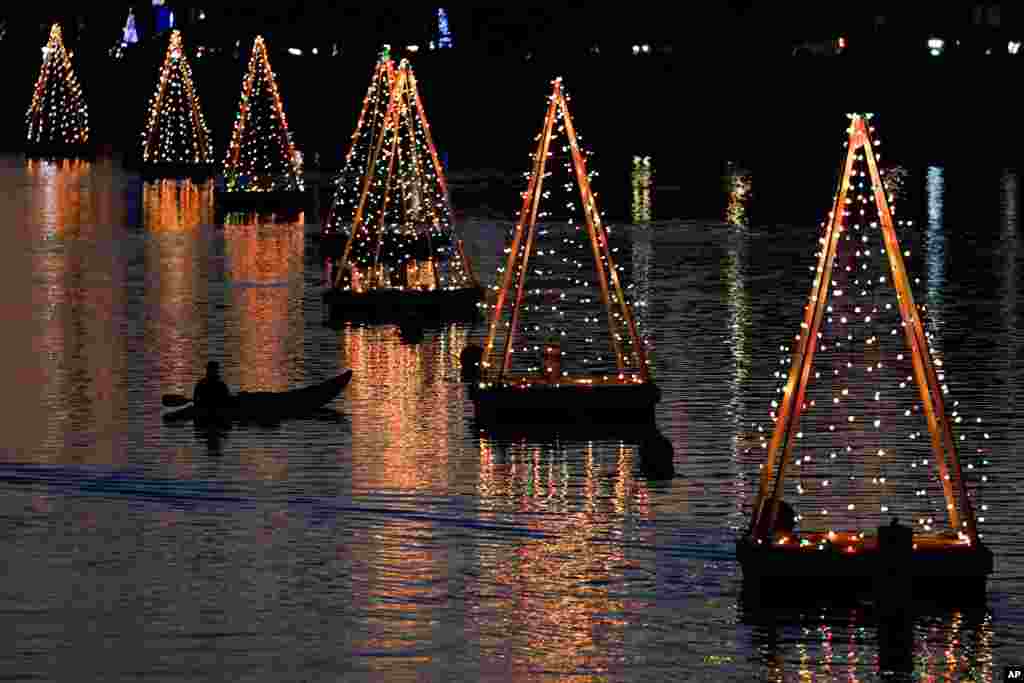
875, 518, 912, 606
875, 518, 915, 677
638, 430, 674, 479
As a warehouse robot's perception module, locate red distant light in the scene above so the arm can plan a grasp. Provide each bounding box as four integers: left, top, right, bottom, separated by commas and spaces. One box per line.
838, 37, 847, 49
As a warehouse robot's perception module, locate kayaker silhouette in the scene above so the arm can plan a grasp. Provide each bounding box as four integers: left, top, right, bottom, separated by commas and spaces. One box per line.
193, 362, 232, 414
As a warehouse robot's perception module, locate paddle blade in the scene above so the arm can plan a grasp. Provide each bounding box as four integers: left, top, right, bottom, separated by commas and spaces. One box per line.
162, 394, 192, 408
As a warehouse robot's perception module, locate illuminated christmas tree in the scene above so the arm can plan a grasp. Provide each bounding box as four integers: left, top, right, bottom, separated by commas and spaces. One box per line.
746, 114, 991, 554
110, 9, 139, 60
479, 78, 649, 388
326, 57, 474, 293
26, 24, 90, 150
222, 36, 303, 193
141, 30, 214, 168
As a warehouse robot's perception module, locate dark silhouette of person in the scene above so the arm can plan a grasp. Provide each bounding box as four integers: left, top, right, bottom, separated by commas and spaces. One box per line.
193, 361, 231, 414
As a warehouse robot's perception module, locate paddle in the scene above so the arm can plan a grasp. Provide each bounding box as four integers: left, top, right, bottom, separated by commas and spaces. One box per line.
162, 394, 192, 408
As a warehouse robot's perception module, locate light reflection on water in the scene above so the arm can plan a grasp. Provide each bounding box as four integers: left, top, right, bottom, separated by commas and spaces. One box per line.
0, 155, 1021, 681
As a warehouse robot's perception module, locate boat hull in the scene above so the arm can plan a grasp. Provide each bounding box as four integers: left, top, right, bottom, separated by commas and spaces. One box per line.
471, 381, 660, 429
736, 535, 993, 606
215, 189, 309, 213
323, 286, 484, 324
140, 163, 216, 181
163, 370, 352, 424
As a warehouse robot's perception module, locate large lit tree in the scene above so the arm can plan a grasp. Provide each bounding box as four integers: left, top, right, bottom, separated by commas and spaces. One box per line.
746, 114, 990, 550
223, 36, 303, 192
141, 30, 214, 166
26, 24, 90, 149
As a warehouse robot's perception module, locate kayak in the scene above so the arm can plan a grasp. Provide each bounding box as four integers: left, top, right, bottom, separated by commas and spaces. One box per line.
163, 370, 353, 424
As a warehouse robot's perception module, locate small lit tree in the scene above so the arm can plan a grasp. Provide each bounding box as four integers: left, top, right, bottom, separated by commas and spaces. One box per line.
141, 30, 214, 166
480, 78, 649, 387
326, 56, 474, 293
26, 24, 90, 149
223, 36, 303, 192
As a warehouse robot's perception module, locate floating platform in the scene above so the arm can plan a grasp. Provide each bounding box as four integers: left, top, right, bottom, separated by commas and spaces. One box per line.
24, 141, 97, 161
139, 163, 216, 181
323, 285, 484, 324
471, 378, 660, 427
214, 189, 309, 213
736, 532, 994, 606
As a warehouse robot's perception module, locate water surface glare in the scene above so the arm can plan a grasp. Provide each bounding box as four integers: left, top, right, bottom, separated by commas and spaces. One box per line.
0, 155, 1021, 681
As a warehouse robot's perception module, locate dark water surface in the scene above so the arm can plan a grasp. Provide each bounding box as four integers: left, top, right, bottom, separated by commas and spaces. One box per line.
0, 153, 1021, 681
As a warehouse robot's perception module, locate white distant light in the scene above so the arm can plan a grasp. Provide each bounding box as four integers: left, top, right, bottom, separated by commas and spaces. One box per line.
288, 47, 303, 56
927, 37, 944, 49
1009, 41, 1021, 54
641, 43, 650, 53
930, 48, 941, 56
632, 44, 640, 55
311, 47, 318, 55
407, 44, 419, 52
199, 10, 206, 20
429, 40, 436, 50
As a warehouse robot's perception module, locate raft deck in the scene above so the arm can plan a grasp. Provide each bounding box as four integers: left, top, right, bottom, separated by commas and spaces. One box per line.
323, 285, 484, 324
471, 376, 660, 426
737, 532, 993, 605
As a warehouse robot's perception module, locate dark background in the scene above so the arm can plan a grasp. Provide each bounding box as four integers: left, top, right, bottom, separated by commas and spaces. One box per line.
3, 3, 1022, 219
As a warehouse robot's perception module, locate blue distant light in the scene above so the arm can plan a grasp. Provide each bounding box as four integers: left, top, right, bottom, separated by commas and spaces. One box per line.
437, 8, 453, 49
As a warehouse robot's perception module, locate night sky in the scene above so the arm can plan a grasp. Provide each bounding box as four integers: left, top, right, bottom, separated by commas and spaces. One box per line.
9, 3, 1019, 56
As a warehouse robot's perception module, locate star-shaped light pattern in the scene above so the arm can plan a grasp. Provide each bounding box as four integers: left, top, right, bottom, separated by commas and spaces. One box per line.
223, 36, 303, 193
141, 30, 214, 166
479, 78, 650, 387
748, 114, 989, 549
325, 56, 473, 292
26, 24, 90, 147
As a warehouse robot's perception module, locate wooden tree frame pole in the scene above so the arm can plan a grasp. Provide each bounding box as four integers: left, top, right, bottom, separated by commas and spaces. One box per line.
408, 61, 464, 289
408, 63, 454, 229
224, 43, 257, 170
481, 86, 559, 379
556, 85, 626, 373
176, 35, 210, 163
371, 118, 402, 282
750, 115, 974, 542
397, 71, 442, 290
143, 35, 178, 160
860, 123, 975, 540
750, 133, 856, 539
345, 57, 394, 167
338, 66, 405, 274
499, 94, 559, 380
558, 85, 647, 380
